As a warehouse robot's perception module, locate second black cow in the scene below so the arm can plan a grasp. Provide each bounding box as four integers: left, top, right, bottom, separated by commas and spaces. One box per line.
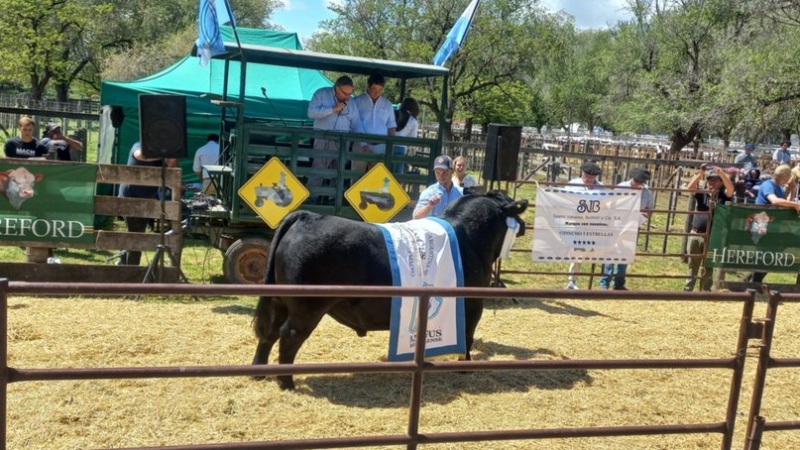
252, 190, 528, 390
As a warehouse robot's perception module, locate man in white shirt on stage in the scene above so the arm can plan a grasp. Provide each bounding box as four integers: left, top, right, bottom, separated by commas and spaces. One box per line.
192, 133, 220, 195
353, 73, 396, 171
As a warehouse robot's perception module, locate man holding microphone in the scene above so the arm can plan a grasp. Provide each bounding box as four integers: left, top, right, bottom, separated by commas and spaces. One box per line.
413, 155, 462, 219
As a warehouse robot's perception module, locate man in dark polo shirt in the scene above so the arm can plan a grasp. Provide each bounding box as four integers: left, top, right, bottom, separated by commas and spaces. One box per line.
684, 165, 734, 291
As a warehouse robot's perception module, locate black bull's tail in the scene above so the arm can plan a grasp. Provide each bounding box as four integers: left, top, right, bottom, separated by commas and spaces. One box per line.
253, 211, 307, 342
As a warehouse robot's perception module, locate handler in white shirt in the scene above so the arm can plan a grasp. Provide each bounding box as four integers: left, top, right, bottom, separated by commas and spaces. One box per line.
192, 133, 220, 195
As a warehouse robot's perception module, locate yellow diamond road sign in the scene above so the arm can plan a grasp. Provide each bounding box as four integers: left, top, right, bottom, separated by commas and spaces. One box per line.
239, 157, 309, 228
345, 163, 410, 223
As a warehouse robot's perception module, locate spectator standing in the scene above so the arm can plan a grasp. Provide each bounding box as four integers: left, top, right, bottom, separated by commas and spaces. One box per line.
734, 143, 758, 170
192, 133, 220, 195
564, 160, 604, 290
773, 141, 792, 165
354, 73, 396, 170
600, 167, 654, 290
451, 156, 478, 191
393, 97, 420, 173
749, 165, 800, 283
307, 75, 363, 189
413, 155, 462, 219
684, 165, 734, 292
117, 142, 178, 266
4, 116, 48, 159
40, 122, 83, 161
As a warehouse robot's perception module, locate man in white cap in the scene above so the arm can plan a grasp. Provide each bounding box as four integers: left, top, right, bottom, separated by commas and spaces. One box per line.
413, 154, 463, 219
41, 122, 83, 161
564, 160, 604, 289
599, 167, 654, 290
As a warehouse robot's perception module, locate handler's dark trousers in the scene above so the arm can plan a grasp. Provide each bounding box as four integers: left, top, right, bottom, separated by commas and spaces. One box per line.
119, 216, 149, 266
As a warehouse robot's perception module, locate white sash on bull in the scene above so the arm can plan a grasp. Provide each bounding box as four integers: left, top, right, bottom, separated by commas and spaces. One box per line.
376, 217, 466, 361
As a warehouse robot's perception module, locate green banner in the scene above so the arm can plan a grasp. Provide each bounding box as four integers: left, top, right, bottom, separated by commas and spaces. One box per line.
0, 163, 97, 244
707, 203, 800, 272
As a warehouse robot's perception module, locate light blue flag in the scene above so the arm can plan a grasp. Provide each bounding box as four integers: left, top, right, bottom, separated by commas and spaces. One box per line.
196, 0, 236, 67
432, 0, 480, 66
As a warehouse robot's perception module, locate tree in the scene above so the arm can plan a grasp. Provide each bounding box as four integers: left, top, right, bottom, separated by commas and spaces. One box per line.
541, 28, 615, 134
0, 0, 281, 99
605, 0, 742, 152
308, 0, 563, 140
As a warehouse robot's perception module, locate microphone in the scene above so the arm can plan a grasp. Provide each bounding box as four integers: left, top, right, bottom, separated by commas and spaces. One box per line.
260, 86, 289, 127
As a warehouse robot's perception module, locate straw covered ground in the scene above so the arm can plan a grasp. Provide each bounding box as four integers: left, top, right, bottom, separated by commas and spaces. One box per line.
6, 292, 800, 450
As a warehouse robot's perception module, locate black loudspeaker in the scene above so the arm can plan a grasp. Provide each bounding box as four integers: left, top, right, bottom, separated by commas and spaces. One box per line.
482, 124, 522, 181
139, 94, 187, 159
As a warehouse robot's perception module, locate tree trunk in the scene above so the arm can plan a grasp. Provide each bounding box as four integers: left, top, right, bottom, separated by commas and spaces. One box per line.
668, 122, 702, 155
55, 83, 70, 102
464, 117, 473, 142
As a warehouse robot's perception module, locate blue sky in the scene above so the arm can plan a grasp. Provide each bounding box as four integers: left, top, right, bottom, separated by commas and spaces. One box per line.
271, 0, 633, 44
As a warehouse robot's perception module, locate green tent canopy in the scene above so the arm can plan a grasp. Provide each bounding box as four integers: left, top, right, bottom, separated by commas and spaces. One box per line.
100, 27, 333, 182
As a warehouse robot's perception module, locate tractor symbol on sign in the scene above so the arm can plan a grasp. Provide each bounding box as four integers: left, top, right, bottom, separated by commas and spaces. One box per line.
254, 171, 293, 208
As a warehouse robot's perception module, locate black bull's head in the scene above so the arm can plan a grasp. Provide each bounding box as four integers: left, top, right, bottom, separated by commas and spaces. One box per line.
449, 188, 528, 237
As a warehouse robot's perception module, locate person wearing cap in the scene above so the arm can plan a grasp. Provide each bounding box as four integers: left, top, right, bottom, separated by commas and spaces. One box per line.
746, 164, 800, 284
734, 143, 758, 169
564, 160, 604, 289
773, 140, 792, 165
4, 115, 48, 159
684, 165, 734, 292
413, 154, 462, 219
40, 122, 83, 161
599, 167, 654, 290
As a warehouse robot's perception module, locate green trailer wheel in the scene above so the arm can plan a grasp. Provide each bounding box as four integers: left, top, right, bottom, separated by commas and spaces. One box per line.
222, 237, 271, 284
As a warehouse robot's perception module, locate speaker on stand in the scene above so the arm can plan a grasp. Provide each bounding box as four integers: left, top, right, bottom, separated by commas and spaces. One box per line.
482, 124, 522, 191
139, 94, 188, 159
136, 94, 193, 295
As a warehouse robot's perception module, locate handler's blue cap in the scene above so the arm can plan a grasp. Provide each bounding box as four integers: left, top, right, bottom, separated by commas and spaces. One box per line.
744, 143, 755, 151
434, 155, 452, 170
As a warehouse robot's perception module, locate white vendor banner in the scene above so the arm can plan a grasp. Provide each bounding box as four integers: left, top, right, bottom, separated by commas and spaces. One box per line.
532, 187, 642, 264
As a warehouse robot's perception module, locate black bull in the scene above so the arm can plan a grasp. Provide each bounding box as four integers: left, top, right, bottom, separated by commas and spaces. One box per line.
252, 190, 528, 390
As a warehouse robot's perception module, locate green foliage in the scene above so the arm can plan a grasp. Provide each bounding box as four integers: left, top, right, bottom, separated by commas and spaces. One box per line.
0, 0, 280, 99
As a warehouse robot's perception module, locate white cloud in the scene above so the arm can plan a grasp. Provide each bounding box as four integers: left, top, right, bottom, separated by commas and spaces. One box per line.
281, 1, 308, 12
542, 0, 632, 29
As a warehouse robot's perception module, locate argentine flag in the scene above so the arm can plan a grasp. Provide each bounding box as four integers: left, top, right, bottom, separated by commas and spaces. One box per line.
433, 0, 480, 66
196, 0, 236, 67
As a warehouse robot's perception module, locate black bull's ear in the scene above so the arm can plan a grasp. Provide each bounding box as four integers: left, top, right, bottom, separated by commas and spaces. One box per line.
503, 199, 529, 237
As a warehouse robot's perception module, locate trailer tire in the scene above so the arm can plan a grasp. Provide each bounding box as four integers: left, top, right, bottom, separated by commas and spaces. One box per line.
222, 237, 270, 284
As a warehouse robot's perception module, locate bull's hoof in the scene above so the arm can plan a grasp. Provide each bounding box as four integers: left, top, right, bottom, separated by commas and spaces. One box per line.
277, 376, 296, 390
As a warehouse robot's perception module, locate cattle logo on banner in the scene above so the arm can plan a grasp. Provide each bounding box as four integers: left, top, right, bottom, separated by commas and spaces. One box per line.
0, 162, 97, 244
706, 204, 800, 272
532, 187, 642, 263
376, 217, 466, 361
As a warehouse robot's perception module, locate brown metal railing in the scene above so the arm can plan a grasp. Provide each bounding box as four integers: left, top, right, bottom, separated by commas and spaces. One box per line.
744, 292, 800, 450
1, 281, 765, 450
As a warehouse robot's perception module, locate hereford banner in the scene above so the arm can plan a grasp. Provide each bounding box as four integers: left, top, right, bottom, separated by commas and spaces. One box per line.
532, 187, 642, 263
0, 163, 97, 244
706, 203, 800, 272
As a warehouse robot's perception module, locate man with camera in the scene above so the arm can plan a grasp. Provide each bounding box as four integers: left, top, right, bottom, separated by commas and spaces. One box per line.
684, 164, 734, 291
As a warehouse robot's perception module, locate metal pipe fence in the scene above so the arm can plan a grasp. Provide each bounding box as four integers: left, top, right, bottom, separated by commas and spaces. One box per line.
0, 281, 776, 450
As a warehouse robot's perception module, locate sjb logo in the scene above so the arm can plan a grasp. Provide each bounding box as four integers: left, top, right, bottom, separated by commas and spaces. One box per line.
577, 199, 600, 213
